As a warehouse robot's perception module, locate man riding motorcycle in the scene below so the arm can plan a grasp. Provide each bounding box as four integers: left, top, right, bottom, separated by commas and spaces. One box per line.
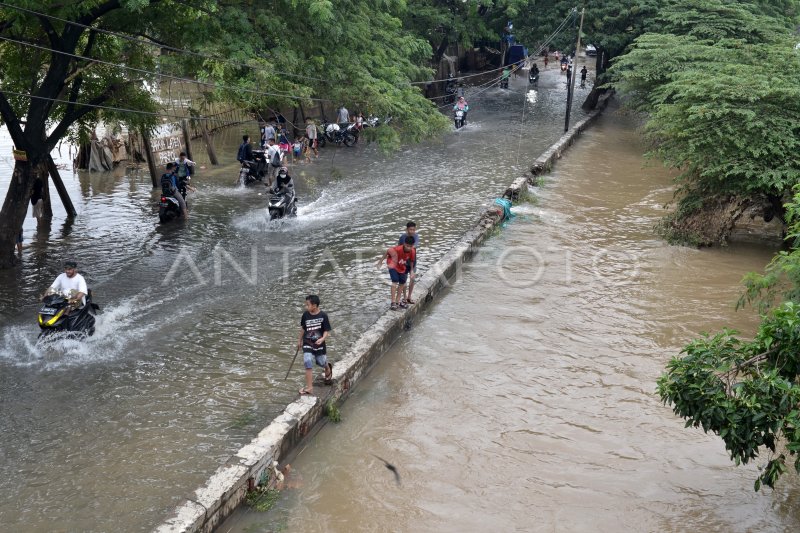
47, 259, 87, 309
160, 162, 188, 219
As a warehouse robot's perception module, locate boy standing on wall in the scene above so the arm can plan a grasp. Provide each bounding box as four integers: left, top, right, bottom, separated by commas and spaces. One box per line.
376, 236, 417, 310
298, 294, 333, 396
399, 221, 419, 305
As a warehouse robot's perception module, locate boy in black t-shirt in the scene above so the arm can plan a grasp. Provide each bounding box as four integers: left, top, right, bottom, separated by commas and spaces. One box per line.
297, 294, 333, 395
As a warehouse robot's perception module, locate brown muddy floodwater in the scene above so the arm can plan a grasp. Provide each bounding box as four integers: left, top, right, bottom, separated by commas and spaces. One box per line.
222, 110, 799, 533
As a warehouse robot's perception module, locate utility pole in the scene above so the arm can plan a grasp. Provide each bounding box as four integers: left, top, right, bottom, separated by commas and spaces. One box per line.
565, 7, 584, 132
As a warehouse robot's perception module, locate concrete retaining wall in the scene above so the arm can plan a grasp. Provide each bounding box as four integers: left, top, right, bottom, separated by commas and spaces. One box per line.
155, 93, 613, 533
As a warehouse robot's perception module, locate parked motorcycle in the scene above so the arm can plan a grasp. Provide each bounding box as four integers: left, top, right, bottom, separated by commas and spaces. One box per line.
321, 122, 357, 147
444, 77, 457, 104
37, 288, 99, 339
268, 188, 298, 220
454, 108, 466, 129
159, 176, 190, 223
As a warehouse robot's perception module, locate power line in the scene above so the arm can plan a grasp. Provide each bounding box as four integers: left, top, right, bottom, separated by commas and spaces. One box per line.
0, 1, 331, 84
1, 88, 265, 124
0, 34, 334, 103
417, 9, 577, 87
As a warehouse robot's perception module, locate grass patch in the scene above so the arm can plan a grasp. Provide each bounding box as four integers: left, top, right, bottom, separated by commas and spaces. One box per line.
245, 487, 281, 512
325, 401, 342, 423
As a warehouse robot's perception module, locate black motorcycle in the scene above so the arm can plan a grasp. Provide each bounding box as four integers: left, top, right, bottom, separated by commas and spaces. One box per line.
529, 70, 539, 86
268, 188, 298, 220
159, 176, 190, 224
38, 289, 99, 339
454, 108, 467, 129
444, 77, 457, 104
321, 122, 357, 147
238, 149, 268, 186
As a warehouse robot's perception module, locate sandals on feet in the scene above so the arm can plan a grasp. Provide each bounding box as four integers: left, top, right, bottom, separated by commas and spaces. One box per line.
405, 298, 415, 304
399, 300, 408, 309
299, 387, 314, 396
390, 302, 399, 310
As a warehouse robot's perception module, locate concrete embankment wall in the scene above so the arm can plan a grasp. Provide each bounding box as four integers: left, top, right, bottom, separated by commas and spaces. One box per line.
155, 93, 613, 533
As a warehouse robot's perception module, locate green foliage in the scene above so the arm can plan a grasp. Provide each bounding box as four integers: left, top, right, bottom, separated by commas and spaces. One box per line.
739, 190, 800, 312
658, 191, 800, 490
325, 400, 341, 423
245, 487, 281, 512
609, 0, 800, 206
0, 0, 456, 156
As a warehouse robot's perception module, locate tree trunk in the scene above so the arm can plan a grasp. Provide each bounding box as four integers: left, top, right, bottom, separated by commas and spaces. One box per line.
582, 48, 611, 111
432, 35, 449, 65
0, 158, 48, 267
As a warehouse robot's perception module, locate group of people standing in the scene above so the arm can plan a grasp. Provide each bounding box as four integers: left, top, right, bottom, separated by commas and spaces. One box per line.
298, 220, 420, 396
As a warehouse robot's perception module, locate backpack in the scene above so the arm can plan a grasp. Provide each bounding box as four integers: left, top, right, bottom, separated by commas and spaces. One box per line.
270, 149, 281, 167
160, 173, 173, 196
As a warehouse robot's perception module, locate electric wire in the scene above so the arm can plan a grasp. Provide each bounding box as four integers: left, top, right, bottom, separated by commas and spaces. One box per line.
0, 1, 331, 83
0, 1, 575, 93
0, 34, 334, 102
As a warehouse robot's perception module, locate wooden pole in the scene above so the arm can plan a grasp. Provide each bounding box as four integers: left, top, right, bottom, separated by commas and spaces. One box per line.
140, 128, 159, 188
181, 119, 194, 161
47, 155, 77, 217
41, 172, 53, 219
201, 118, 219, 165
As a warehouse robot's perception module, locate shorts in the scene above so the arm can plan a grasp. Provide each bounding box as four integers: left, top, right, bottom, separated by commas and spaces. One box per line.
303, 351, 328, 370
16, 230, 23, 244
389, 268, 407, 285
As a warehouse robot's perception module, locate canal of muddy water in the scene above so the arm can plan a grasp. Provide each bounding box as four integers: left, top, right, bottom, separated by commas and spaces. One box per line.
221, 111, 798, 532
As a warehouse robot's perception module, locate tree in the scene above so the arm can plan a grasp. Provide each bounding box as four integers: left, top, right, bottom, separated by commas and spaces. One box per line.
0, 0, 452, 268
608, 0, 800, 235
645, 0, 800, 492
658, 192, 800, 491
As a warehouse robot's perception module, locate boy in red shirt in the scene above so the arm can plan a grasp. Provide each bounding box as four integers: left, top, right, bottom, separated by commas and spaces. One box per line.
376, 236, 417, 310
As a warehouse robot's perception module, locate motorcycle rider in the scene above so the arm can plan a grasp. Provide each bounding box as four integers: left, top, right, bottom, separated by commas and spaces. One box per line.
174, 152, 197, 195
453, 96, 469, 125
500, 66, 511, 88
47, 259, 87, 308
272, 166, 295, 196
237, 135, 254, 165
160, 162, 188, 219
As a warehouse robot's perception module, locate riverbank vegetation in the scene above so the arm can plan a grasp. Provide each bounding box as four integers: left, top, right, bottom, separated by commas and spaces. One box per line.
605, 0, 800, 491
609, 0, 800, 245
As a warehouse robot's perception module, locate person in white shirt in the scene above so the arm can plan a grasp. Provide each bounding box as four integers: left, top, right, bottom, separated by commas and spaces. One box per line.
265, 139, 283, 187
337, 105, 350, 126
48, 260, 88, 307
305, 119, 319, 157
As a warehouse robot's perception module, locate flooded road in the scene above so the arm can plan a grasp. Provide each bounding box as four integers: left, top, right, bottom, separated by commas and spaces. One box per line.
222, 111, 798, 532
0, 69, 593, 531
